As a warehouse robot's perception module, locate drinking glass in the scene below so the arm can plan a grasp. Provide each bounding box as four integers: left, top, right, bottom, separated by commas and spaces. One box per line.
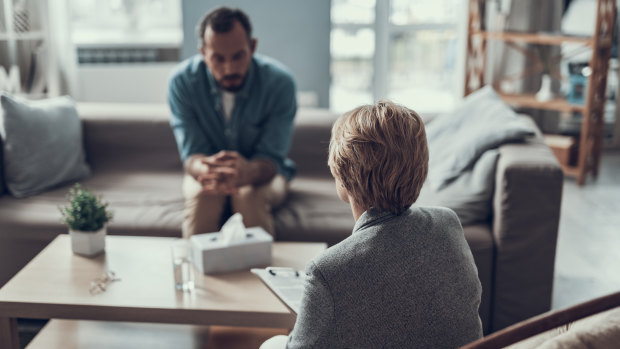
170, 239, 194, 291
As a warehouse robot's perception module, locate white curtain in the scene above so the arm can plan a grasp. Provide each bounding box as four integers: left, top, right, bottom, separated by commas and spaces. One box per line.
1, 0, 77, 97
46, 0, 78, 96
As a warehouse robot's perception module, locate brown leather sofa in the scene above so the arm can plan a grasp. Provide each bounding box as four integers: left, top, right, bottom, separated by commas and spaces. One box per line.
0, 103, 562, 333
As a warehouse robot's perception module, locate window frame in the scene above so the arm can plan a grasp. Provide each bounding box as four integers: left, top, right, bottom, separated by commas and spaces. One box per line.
330, 0, 468, 113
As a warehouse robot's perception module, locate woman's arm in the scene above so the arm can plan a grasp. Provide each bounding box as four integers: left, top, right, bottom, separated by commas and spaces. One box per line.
286, 262, 337, 348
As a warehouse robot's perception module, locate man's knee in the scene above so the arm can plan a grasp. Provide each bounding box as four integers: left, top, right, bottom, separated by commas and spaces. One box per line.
235, 176, 288, 207
235, 184, 264, 202
183, 193, 227, 237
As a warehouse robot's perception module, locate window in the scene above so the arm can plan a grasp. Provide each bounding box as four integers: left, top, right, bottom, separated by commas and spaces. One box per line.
330, 0, 465, 113
70, 0, 182, 63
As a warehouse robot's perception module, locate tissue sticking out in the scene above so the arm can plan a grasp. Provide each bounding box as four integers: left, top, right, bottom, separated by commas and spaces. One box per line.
220, 213, 246, 245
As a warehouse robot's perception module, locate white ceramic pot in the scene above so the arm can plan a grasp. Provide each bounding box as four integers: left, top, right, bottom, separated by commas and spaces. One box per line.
536, 74, 553, 102
70, 226, 106, 257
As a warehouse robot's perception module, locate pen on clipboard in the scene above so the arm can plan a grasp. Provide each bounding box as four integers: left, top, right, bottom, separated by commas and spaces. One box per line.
266, 267, 301, 277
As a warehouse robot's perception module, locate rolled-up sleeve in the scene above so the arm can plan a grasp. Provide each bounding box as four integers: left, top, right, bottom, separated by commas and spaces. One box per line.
168, 74, 213, 163
251, 75, 297, 176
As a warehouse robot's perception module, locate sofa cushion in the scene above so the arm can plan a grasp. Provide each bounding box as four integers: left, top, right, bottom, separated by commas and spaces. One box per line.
0, 93, 90, 198
75, 171, 185, 236
0, 170, 184, 238
274, 177, 353, 246
425, 85, 534, 190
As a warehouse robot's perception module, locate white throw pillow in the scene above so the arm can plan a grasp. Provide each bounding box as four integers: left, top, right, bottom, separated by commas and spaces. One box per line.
0, 93, 90, 198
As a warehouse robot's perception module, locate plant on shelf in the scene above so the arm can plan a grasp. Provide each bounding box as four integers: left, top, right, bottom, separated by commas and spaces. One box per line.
59, 183, 113, 256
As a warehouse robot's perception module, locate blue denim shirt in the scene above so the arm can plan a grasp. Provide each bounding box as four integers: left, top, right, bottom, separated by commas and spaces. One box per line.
168, 54, 297, 180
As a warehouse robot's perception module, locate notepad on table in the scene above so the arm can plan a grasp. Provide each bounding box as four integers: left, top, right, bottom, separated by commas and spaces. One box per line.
251, 267, 306, 314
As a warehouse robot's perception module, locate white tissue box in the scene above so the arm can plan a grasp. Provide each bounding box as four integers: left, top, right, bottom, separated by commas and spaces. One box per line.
189, 226, 273, 274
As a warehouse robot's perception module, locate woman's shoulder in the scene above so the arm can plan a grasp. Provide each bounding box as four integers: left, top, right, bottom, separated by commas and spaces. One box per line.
309, 235, 360, 270
308, 207, 462, 273
409, 205, 458, 219
406, 206, 461, 229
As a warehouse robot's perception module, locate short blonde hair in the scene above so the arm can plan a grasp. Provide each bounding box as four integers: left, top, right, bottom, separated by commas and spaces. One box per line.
328, 100, 428, 215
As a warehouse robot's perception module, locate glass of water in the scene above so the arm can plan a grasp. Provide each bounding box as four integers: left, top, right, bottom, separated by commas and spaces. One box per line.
170, 239, 194, 291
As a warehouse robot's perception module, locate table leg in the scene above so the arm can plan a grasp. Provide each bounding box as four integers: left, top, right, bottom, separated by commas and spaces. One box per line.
0, 317, 19, 349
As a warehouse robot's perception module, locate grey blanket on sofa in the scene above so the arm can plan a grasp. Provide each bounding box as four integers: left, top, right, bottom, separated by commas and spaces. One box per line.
417, 149, 499, 225
418, 86, 535, 224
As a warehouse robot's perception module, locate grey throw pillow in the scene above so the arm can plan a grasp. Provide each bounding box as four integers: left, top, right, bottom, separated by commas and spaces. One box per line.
416, 149, 499, 225
425, 85, 534, 191
0, 93, 90, 198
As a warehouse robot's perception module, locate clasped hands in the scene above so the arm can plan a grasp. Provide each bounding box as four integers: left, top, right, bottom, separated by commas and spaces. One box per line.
195, 151, 251, 196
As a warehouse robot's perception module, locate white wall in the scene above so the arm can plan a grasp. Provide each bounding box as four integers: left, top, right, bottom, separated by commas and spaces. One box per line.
75, 63, 176, 103
74, 62, 319, 107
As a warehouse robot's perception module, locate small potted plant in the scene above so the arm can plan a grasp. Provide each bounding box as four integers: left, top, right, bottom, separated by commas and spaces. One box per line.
59, 183, 113, 256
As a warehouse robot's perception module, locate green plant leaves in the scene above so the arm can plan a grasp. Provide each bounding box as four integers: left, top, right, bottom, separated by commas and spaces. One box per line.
58, 183, 113, 232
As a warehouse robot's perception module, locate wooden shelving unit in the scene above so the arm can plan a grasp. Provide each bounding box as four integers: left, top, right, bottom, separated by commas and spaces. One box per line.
473, 31, 597, 46
499, 93, 586, 113
465, 0, 617, 185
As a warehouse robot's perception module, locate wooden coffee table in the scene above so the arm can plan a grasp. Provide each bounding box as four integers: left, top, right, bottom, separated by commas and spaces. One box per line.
0, 235, 326, 349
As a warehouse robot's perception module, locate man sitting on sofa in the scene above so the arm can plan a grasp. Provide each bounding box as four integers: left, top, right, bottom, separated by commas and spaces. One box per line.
168, 7, 297, 237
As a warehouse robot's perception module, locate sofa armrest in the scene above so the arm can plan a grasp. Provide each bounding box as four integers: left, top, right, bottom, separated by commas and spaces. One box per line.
491, 132, 563, 331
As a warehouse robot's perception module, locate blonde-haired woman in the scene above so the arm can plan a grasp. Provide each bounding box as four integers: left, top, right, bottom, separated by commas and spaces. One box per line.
263, 100, 483, 348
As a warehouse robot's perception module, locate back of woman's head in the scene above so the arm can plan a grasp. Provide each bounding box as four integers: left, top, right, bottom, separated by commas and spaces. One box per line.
328, 100, 428, 215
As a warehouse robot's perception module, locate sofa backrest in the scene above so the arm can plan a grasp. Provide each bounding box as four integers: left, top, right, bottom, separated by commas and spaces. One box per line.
289, 108, 339, 179
76, 103, 339, 178
77, 103, 182, 173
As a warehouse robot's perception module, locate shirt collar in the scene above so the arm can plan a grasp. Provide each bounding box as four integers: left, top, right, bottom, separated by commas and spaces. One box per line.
352, 208, 396, 234
205, 57, 256, 99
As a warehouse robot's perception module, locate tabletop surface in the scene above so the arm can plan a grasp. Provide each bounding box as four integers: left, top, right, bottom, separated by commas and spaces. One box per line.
0, 235, 326, 328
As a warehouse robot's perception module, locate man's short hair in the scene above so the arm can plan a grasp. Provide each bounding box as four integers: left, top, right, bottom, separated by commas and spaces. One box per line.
196, 7, 253, 49
328, 100, 428, 215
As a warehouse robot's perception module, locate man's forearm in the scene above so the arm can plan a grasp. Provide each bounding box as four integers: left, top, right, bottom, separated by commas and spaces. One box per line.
246, 158, 277, 185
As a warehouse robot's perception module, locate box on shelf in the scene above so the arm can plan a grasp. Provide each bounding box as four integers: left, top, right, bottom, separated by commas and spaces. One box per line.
544, 134, 577, 167
189, 226, 272, 275
567, 62, 589, 105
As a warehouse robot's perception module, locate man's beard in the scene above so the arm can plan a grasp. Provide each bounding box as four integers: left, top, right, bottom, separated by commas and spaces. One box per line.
218, 74, 246, 93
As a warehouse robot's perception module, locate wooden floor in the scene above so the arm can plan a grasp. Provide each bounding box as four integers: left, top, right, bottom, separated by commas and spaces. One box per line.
552, 149, 620, 310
